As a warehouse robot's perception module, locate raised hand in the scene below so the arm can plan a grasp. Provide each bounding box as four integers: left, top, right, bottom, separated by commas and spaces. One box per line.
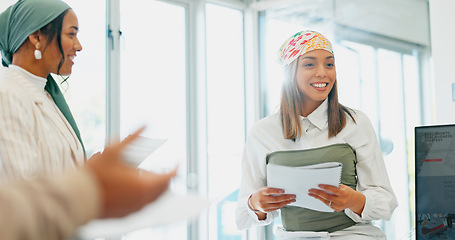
86, 127, 177, 218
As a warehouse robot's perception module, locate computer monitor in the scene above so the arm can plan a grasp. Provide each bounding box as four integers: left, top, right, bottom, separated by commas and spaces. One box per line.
416, 124, 455, 239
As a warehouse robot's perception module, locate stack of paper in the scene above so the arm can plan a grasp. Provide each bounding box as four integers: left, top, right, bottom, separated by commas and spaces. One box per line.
267, 162, 342, 212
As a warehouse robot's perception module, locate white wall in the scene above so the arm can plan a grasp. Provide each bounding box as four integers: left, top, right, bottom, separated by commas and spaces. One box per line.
430, 0, 455, 124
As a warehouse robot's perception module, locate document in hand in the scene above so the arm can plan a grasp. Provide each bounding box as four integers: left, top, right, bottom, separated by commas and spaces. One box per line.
122, 135, 167, 167
266, 162, 342, 212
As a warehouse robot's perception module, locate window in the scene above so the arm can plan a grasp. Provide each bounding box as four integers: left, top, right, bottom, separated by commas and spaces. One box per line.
119, 0, 187, 239
206, 3, 245, 240
337, 41, 420, 239
58, 0, 106, 156
3, 0, 427, 239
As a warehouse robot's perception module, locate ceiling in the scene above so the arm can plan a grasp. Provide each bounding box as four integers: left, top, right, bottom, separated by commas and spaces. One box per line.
256, 0, 430, 46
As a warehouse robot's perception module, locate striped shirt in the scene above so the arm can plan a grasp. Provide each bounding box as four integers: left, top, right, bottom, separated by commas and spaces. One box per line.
0, 65, 85, 182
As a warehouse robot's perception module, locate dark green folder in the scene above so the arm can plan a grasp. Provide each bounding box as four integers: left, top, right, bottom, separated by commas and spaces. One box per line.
266, 143, 357, 232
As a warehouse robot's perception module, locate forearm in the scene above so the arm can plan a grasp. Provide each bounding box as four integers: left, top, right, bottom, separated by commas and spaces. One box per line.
236, 195, 277, 230
0, 170, 102, 240
349, 191, 366, 216
248, 195, 267, 220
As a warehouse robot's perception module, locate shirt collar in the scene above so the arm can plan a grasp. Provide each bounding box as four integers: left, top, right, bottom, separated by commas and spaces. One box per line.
300, 98, 328, 130
8, 65, 47, 91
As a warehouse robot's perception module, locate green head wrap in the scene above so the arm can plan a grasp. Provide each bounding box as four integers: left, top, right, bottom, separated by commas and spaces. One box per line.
0, 0, 85, 154
0, 0, 70, 67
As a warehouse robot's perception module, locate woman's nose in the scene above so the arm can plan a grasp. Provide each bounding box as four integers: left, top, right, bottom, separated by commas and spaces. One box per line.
75, 37, 83, 52
315, 65, 327, 77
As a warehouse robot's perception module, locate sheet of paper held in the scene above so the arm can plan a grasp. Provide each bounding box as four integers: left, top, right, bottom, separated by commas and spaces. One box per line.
266, 162, 342, 212
122, 135, 167, 167
76, 190, 209, 239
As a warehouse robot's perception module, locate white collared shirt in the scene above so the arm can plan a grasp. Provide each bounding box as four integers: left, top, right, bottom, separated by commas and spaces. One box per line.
236, 99, 398, 236
0, 65, 85, 182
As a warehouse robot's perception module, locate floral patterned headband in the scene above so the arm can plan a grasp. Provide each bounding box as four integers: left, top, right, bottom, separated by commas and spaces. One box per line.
277, 30, 333, 68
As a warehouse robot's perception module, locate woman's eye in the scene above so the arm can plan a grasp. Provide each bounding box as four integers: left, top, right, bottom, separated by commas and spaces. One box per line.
304, 63, 314, 67
327, 63, 334, 67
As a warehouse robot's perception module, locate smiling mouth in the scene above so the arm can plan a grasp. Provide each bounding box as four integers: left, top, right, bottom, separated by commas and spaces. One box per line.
310, 83, 328, 88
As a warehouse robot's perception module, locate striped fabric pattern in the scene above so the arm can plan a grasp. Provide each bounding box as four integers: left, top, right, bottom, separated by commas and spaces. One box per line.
0, 66, 85, 182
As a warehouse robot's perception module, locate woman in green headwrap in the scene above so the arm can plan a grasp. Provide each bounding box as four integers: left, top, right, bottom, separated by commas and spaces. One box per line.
0, 0, 85, 181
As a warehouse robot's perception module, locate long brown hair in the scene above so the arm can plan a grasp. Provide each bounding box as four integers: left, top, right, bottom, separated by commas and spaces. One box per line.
280, 57, 355, 141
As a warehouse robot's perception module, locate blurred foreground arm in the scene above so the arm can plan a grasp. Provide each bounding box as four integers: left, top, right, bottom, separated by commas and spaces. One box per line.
0, 128, 176, 240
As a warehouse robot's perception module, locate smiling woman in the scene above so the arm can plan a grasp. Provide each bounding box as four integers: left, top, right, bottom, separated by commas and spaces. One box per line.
0, 0, 86, 182
294, 50, 336, 117
11, 9, 82, 78
236, 30, 398, 239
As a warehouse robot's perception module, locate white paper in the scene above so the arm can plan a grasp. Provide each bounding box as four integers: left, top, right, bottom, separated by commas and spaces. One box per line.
122, 135, 167, 167
76, 191, 209, 239
267, 162, 342, 212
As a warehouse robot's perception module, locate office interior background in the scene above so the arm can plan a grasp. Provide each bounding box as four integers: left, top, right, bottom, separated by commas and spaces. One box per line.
1, 0, 454, 239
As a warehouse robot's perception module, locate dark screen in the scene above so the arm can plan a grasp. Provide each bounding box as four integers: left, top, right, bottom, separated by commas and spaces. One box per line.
415, 124, 455, 239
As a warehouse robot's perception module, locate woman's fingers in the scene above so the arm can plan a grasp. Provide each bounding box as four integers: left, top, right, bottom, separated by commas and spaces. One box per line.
262, 187, 286, 195
267, 193, 296, 203
307, 190, 343, 212
257, 195, 296, 212
107, 126, 146, 153
318, 184, 342, 194
308, 187, 334, 201
260, 187, 296, 204
308, 184, 355, 212
251, 187, 296, 213
261, 200, 296, 212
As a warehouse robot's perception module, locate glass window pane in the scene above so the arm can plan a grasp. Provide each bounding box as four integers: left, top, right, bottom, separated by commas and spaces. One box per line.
377, 49, 411, 238
206, 3, 244, 239
333, 44, 361, 109
61, 0, 106, 156
261, 18, 303, 116
336, 41, 379, 128
403, 54, 420, 230
119, 1, 187, 239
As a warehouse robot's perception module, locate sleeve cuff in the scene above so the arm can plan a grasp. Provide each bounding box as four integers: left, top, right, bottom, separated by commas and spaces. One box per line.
236, 195, 278, 229
244, 197, 278, 226
344, 191, 373, 222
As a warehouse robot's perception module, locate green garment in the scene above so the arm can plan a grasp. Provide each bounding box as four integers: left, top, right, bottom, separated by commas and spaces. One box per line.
0, 0, 70, 66
266, 143, 357, 232
0, 0, 84, 153
45, 75, 85, 153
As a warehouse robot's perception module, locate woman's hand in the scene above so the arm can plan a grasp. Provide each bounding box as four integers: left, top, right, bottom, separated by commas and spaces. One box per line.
249, 187, 296, 220
308, 184, 365, 215
86, 127, 177, 218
